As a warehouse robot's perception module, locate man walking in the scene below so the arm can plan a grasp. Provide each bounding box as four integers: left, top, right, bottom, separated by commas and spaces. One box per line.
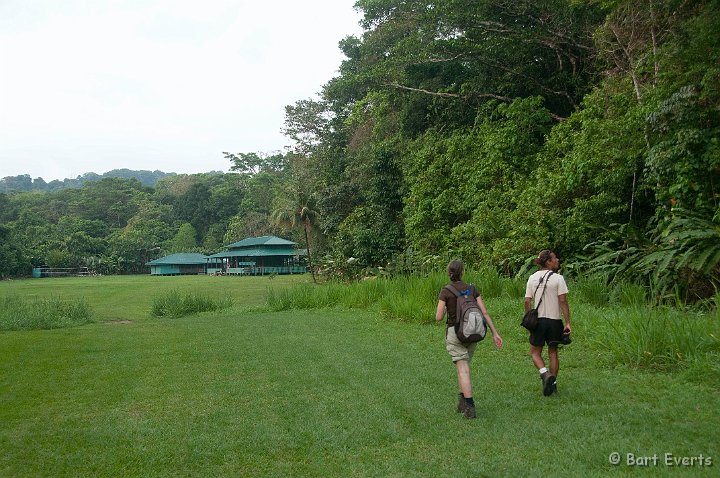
524, 250, 571, 396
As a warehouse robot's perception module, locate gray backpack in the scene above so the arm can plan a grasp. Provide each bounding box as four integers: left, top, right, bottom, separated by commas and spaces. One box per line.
445, 284, 487, 343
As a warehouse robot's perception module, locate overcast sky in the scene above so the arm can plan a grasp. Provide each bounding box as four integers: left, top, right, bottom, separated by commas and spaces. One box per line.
0, 0, 362, 181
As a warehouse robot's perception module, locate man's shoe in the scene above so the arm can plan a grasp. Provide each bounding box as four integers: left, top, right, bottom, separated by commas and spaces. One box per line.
463, 405, 477, 419
543, 375, 556, 396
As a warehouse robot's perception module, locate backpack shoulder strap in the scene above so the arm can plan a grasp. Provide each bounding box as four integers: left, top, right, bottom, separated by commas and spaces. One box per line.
445, 284, 462, 297
443, 284, 464, 328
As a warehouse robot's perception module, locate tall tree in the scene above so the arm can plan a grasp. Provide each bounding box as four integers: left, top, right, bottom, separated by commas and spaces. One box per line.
166, 223, 199, 253
271, 192, 319, 283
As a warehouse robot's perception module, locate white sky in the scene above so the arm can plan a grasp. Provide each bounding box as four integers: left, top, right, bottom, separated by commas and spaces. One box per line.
0, 0, 362, 181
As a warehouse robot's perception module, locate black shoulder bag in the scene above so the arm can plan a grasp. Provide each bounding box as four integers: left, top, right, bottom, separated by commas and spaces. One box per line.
521, 271, 553, 331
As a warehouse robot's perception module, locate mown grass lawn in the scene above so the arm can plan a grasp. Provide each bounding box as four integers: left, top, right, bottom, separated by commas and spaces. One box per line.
0, 276, 718, 477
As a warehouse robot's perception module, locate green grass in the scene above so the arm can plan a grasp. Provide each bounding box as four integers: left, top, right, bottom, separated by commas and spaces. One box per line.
267, 271, 720, 374
0, 295, 92, 330
0, 275, 719, 476
151, 290, 234, 318
0, 274, 310, 323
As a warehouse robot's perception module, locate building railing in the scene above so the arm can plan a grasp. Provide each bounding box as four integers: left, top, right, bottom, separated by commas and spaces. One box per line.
223, 266, 307, 276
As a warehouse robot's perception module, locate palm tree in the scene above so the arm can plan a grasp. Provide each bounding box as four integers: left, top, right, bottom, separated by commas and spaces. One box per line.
271, 197, 318, 282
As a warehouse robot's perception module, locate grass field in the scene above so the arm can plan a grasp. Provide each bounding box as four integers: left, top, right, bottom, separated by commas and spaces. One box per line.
0, 274, 310, 323
1, 275, 718, 477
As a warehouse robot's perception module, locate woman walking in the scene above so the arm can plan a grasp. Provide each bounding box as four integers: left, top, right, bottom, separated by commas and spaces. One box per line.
436, 260, 503, 418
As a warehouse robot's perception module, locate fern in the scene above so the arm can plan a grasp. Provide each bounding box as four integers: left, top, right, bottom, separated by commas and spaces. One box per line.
581, 208, 719, 303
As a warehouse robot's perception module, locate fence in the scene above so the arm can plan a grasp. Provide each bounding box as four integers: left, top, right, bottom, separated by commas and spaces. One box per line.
32, 267, 90, 278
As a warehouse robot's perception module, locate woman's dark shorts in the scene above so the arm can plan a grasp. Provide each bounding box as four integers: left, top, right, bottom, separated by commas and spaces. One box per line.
529, 318, 564, 347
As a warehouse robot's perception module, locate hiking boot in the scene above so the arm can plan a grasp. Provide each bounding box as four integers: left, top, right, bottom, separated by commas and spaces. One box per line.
463, 405, 477, 419
543, 375, 556, 396
456, 395, 467, 413
540, 372, 549, 394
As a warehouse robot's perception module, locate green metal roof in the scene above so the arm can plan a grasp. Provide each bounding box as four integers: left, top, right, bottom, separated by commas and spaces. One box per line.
209, 248, 301, 258
225, 235, 297, 249
146, 253, 220, 265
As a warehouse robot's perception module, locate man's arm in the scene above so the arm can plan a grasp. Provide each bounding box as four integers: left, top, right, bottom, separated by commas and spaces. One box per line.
558, 293, 571, 332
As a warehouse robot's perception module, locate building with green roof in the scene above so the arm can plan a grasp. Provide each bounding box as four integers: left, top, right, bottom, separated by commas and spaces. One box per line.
146, 253, 221, 276
208, 235, 306, 275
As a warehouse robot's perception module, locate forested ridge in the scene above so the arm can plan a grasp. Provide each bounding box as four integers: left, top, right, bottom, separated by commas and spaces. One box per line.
1, 0, 718, 302
0, 169, 178, 193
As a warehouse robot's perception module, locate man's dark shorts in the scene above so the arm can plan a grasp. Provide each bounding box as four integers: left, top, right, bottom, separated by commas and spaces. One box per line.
529, 318, 564, 347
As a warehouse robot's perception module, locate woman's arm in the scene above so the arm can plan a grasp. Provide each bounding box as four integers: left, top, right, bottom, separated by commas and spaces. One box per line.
435, 300, 447, 322
476, 295, 503, 348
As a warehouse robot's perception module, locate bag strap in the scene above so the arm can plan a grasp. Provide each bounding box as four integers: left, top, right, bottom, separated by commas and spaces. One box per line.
445, 284, 462, 297
534, 271, 554, 309
444, 284, 474, 328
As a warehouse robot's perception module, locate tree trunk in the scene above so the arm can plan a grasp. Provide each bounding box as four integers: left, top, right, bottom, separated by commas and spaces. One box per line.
304, 221, 316, 283
650, 0, 659, 86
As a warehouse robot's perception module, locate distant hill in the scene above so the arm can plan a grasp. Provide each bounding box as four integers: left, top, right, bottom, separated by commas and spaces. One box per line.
0, 169, 182, 193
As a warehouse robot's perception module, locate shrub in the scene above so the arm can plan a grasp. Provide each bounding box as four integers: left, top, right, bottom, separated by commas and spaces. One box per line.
151, 290, 233, 318
0, 296, 93, 331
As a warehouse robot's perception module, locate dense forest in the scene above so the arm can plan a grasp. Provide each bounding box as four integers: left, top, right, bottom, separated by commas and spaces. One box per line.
1, 0, 718, 302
